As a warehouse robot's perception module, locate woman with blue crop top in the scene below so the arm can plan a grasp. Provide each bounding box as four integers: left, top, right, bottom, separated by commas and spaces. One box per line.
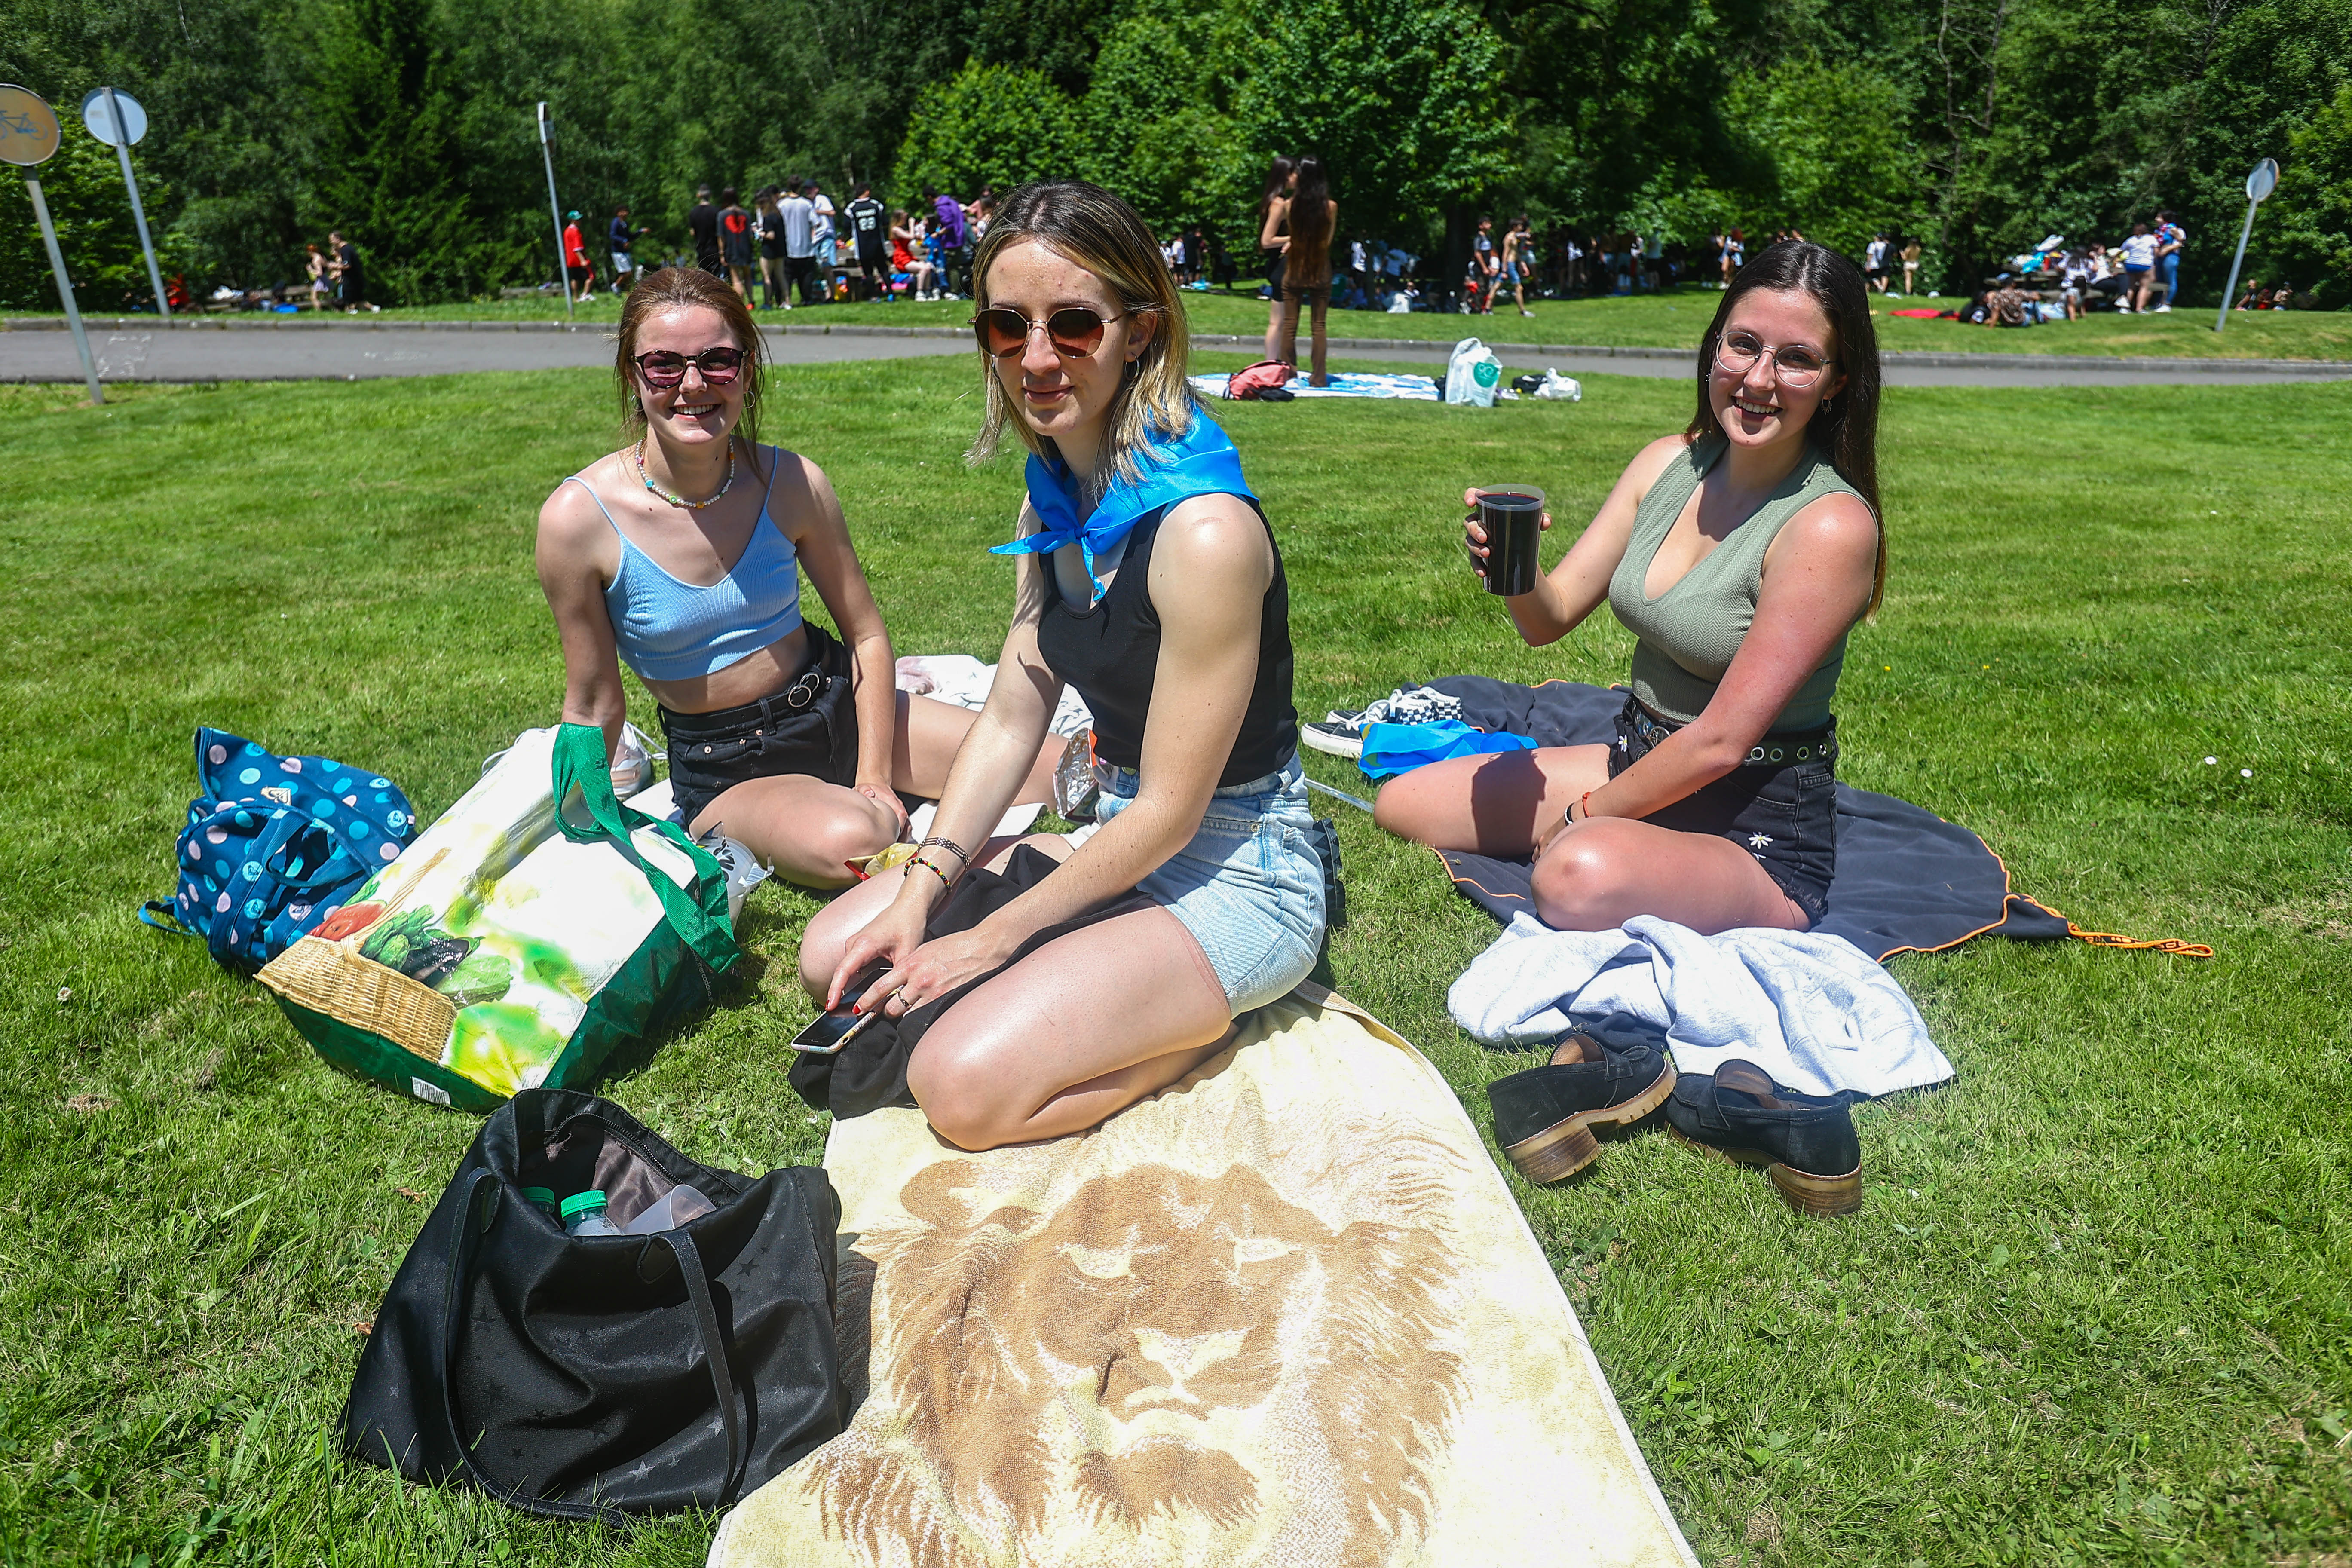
536, 266, 1062, 888
1375, 241, 1886, 938
797, 182, 1326, 1153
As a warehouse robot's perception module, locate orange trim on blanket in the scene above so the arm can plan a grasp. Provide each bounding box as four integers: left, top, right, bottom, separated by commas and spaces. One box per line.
2064, 924, 2214, 958
1425, 843, 1531, 906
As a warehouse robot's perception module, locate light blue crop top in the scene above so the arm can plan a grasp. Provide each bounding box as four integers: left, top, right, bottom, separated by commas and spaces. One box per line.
563, 447, 803, 682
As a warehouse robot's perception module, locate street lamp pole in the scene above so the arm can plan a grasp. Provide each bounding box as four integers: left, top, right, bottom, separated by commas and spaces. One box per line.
538, 102, 572, 322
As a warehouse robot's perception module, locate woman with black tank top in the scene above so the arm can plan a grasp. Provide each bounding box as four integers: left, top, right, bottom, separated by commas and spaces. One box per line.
800, 181, 1325, 1153
1375, 241, 1885, 938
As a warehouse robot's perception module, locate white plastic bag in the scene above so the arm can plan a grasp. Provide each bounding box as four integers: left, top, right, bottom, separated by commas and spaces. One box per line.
1444, 338, 1503, 407
1533, 369, 1583, 402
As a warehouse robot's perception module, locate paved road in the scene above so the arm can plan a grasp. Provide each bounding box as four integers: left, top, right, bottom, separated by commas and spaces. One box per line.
3, 320, 2346, 388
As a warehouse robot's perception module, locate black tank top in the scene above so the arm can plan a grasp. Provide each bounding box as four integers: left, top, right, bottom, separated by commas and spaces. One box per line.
1034, 503, 1298, 787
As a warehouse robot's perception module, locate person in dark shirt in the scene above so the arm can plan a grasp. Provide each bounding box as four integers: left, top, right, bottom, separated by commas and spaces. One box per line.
330, 230, 379, 313
718, 187, 756, 302
686, 185, 722, 277
609, 207, 641, 294
754, 187, 789, 310
845, 184, 889, 301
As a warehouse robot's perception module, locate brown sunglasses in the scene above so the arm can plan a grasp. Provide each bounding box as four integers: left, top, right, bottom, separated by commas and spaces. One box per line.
634, 348, 745, 388
970, 306, 1154, 359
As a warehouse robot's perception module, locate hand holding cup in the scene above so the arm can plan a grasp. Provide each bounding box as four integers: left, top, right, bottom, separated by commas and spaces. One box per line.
1463, 485, 1550, 595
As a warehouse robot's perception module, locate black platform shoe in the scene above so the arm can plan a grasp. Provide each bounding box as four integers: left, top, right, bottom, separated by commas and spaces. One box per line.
1486, 1036, 1678, 1184
1663, 1060, 1863, 1216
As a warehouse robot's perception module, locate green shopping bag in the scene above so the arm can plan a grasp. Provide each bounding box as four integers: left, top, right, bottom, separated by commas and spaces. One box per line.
260, 725, 741, 1111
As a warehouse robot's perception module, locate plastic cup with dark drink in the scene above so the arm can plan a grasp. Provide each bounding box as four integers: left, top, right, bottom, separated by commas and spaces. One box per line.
1474, 485, 1546, 595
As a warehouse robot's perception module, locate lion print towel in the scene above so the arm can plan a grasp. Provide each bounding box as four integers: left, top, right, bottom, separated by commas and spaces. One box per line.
710, 984, 1697, 1568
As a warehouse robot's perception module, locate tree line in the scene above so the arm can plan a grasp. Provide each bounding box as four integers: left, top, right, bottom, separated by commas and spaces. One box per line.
4, 0, 2349, 312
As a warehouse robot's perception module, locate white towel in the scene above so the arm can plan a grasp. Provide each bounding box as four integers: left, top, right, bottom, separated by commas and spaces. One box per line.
894, 654, 1093, 739
1447, 913, 1952, 1099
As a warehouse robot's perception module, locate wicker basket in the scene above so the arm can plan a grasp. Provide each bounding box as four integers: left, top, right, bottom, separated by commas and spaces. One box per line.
258, 937, 456, 1064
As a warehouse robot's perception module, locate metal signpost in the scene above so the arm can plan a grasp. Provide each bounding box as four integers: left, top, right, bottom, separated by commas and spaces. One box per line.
2214, 157, 2280, 334
0, 83, 103, 404
537, 102, 573, 322
82, 87, 171, 323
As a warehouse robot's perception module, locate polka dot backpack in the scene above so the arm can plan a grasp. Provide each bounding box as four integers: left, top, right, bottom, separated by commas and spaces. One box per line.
140, 728, 420, 974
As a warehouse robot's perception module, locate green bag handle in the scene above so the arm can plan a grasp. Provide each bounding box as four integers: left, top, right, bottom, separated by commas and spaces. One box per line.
550, 723, 740, 975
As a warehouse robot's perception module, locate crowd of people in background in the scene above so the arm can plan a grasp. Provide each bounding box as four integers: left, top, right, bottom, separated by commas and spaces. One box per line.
570, 178, 1004, 309
191, 176, 2320, 323
1938, 211, 2196, 328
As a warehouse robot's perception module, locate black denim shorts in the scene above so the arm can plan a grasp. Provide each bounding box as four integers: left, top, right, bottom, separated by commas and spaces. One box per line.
1608, 690, 1837, 923
658, 623, 857, 831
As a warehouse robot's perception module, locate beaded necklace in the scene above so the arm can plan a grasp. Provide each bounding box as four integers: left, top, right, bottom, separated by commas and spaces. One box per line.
634, 436, 737, 510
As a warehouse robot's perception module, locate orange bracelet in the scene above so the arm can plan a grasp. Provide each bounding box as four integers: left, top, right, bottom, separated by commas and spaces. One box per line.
1570, 790, 1594, 824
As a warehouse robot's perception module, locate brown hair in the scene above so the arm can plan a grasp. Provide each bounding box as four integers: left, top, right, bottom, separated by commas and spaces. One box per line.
966, 181, 1192, 490
1687, 239, 1886, 613
613, 266, 767, 470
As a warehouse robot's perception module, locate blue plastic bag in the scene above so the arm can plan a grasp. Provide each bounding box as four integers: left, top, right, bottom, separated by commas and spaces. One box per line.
1358, 719, 1539, 780
141, 728, 419, 973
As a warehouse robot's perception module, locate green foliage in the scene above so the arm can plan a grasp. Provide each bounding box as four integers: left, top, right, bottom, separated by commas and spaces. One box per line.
304, 0, 484, 305
2260, 83, 2352, 306
1071, 0, 1240, 233
1224, 0, 1516, 220
0, 130, 190, 312
4, 0, 2350, 304
891, 62, 1083, 202
1719, 57, 1921, 257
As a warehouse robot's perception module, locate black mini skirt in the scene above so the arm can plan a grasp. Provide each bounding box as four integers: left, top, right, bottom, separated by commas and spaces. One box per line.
1608, 689, 1837, 924
658, 623, 857, 831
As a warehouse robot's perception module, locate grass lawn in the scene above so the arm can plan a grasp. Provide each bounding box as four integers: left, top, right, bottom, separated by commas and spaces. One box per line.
2, 355, 2348, 1566
23, 285, 2352, 361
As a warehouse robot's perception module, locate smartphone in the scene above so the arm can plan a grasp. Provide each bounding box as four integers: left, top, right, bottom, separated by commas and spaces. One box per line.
789, 961, 892, 1055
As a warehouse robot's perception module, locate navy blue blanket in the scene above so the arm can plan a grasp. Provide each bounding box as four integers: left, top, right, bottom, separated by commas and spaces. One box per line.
1418, 677, 2073, 962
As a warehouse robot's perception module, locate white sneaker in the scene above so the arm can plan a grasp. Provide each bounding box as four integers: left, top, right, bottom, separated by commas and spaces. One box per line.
2154, 303, 2171, 312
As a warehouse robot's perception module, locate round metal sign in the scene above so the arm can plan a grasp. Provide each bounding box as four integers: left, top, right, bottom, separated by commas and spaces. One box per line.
80, 87, 147, 147
2246, 157, 2279, 203
0, 83, 62, 167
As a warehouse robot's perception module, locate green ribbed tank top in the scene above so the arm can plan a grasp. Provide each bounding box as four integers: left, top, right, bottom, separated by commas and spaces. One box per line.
1607, 432, 1866, 731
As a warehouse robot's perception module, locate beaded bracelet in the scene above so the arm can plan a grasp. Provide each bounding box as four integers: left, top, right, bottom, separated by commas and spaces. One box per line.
916, 834, 972, 869
906, 856, 955, 896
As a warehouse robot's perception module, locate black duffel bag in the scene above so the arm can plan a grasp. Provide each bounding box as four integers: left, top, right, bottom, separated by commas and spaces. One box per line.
343, 1088, 843, 1522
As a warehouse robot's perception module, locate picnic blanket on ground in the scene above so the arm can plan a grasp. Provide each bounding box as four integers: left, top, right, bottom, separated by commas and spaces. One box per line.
1187, 371, 1442, 400
709, 985, 1698, 1568
1417, 677, 2079, 961
1449, 914, 1953, 1099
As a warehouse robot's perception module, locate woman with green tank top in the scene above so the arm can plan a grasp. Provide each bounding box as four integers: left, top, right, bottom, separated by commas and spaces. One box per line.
1375, 241, 1885, 938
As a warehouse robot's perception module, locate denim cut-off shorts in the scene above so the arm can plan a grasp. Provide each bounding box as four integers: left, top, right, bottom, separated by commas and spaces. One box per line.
1092, 755, 1327, 1014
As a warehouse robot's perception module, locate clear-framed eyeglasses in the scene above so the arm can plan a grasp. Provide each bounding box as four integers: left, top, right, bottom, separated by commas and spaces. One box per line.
1715, 331, 1834, 389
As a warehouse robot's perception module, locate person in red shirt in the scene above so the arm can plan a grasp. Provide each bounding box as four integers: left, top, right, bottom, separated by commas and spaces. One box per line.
562, 211, 594, 304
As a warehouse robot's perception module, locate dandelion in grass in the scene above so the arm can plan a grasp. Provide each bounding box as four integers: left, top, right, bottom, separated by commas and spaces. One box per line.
2205, 756, 2218, 766
2241, 768, 2252, 778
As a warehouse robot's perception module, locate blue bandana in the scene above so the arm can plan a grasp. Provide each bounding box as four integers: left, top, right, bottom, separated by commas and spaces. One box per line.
990, 414, 1256, 598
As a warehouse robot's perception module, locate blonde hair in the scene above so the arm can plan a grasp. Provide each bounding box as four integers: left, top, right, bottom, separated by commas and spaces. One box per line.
965, 181, 1194, 491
